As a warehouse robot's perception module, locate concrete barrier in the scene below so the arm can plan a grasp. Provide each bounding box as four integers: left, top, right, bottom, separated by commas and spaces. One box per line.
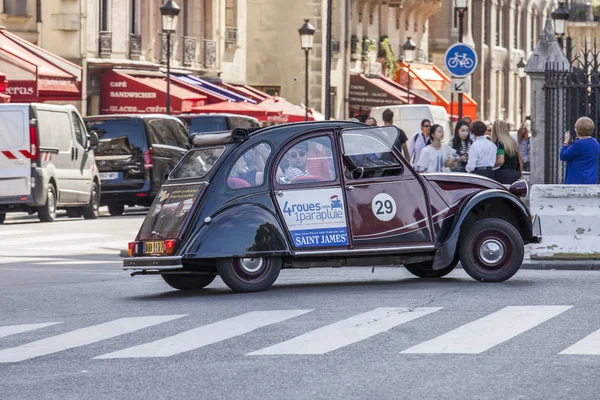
529, 185, 600, 260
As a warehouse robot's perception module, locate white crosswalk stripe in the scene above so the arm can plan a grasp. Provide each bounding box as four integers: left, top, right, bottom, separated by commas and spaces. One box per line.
95, 310, 312, 359
0, 315, 185, 363
0, 322, 61, 339
401, 306, 572, 354
559, 329, 600, 355
248, 307, 441, 356
0, 233, 111, 248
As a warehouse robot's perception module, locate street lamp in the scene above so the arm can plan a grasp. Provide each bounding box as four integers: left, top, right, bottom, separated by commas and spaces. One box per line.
160, 0, 180, 115
454, 0, 468, 120
402, 37, 416, 104
551, 2, 571, 60
298, 19, 315, 122
517, 57, 526, 122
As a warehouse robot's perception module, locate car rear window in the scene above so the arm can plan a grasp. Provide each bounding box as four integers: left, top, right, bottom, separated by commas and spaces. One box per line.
169, 147, 225, 180
86, 119, 146, 155
181, 116, 228, 134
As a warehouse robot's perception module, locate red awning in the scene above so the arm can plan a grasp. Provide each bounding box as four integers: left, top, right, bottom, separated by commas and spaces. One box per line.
0, 93, 9, 103
259, 97, 313, 123
171, 77, 229, 104
219, 82, 268, 102
0, 29, 80, 102
191, 101, 279, 121
101, 70, 207, 114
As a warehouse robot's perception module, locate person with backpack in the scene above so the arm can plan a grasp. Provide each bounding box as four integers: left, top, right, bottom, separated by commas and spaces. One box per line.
408, 119, 433, 168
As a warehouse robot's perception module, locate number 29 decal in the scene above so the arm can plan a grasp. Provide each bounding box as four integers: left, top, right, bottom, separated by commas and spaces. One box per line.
371, 193, 397, 222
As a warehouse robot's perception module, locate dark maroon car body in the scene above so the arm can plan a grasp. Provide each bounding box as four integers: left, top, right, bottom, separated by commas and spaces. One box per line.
124, 121, 541, 293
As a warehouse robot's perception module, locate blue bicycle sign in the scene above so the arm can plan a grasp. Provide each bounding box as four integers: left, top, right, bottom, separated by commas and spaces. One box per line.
444, 43, 478, 78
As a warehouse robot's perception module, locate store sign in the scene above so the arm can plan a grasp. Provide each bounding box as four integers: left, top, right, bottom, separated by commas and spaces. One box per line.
6, 81, 37, 102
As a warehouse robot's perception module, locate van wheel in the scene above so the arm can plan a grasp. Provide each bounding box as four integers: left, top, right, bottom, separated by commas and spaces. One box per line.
38, 186, 57, 222
66, 208, 82, 218
0, 213, 5, 224
82, 182, 100, 219
161, 274, 216, 290
108, 205, 125, 216
217, 257, 281, 293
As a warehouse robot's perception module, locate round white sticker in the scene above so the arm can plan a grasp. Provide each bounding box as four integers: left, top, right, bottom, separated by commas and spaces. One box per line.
371, 193, 397, 222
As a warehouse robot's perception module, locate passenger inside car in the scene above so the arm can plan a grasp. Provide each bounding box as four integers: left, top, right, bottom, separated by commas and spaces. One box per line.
228, 143, 271, 188
277, 137, 336, 184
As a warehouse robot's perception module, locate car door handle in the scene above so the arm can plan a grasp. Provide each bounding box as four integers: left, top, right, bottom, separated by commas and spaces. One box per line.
75, 148, 78, 159
346, 186, 355, 192
275, 190, 284, 197
71, 147, 75, 160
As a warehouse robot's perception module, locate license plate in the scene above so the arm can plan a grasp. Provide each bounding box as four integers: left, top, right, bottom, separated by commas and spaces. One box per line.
100, 172, 118, 181
144, 241, 165, 255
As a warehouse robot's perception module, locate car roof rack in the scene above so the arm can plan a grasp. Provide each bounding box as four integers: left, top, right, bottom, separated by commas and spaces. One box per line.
192, 128, 250, 147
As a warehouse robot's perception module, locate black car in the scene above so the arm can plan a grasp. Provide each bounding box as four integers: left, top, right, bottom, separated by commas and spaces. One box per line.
85, 115, 190, 216
178, 113, 260, 137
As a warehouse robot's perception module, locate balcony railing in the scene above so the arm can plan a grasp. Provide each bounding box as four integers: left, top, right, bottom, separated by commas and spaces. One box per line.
203, 39, 217, 69
99, 31, 112, 58
160, 32, 175, 64
226, 27, 238, 45
182, 36, 197, 66
129, 34, 142, 60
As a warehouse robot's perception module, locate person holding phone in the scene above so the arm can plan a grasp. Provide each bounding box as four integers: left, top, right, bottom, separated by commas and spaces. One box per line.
560, 117, 600, 184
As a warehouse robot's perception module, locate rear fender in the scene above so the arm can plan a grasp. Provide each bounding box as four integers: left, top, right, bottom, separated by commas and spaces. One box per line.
180, 204, 290, 259
432, 190, 532, 269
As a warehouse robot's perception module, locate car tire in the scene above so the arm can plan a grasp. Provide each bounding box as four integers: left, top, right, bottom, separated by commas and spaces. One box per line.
108, 205, 125, 216
217, 257, 281, 293
66, 208, 83, 218
0, 213, 5, 224
82, 182, 100, 220
405, 257, 458, 278
459, 218, 524, 282
161, 274, 216, 290
38, 185, 57, 223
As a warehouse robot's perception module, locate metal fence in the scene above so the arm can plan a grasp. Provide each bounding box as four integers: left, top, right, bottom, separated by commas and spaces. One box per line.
544, 45, 600, 183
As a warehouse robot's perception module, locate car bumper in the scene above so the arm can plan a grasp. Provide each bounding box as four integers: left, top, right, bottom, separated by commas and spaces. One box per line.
123, 256, 183, 272
530, 215, 542, 243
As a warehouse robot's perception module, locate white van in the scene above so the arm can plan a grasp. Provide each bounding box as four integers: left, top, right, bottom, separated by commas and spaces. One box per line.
369, 105, 452, 144
0, 104, 100, 223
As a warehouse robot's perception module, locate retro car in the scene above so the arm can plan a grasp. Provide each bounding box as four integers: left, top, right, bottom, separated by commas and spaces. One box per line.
123, 121, 541, 293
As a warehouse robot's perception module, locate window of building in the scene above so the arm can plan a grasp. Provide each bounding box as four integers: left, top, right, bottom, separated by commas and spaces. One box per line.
228, 143, 272, 188
495, 7, 501, 47
514, 12, 519, 48
3, 0, 27, 16
100, 0, 109, 31
130, 0, 140, 34
226, 0, 237, 27
182, 0, 189, 36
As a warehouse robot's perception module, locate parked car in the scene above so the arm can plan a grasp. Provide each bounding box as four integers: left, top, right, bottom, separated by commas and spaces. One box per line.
0, 103, 100, 223
84, 115, 190, 216
369, 105, 452, 143
178, 113, 260, 137
123, 121, 541, 293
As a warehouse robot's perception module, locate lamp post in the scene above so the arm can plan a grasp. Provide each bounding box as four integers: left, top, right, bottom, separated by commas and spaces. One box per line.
517, 57, 526, 123
402, 37, 416, 104
551, 2, 571, 60
454, 0, 468, 121
160, 0, 180, 115
299, 19, 315, 122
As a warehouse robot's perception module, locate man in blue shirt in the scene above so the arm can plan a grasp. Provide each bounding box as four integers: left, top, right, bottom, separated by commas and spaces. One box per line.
560, 117, 600, 184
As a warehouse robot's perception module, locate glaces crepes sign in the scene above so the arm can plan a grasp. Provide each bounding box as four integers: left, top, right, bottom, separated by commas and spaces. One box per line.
277, 188, 349, 248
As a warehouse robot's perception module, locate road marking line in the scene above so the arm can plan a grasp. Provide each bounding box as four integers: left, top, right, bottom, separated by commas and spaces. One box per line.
247, 307, 442, 356
0, 257, 65, 265
95, 310, 313, 359
0, 322, 62, 339
559, 329, 600, 355
0, 315, 186, 363
401, 305, 572, 354
0, 233, 110, 247
0, 230, 39, 237
36, 261, 121, 265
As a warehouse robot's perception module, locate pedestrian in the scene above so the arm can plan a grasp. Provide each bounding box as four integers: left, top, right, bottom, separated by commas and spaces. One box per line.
517, 118, 531, 172
484, 121, 493, 140
408, 118, 433, 168
450, 120, 473, 172
465, 120, 497, 178
382, 108, 409, 159
491, 120, 521, 184
560, 117, 600, 184
365, 116, 377, 126
416, 124, 458, 173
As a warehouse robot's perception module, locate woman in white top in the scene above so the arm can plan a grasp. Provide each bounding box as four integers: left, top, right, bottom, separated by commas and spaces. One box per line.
416, 124, 458, 173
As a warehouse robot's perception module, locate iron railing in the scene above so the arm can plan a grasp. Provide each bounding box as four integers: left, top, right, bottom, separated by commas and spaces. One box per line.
129, 34, 142, 60
182, 36, 197, 66
203, 39, 217, 69
99, 31, 112, 58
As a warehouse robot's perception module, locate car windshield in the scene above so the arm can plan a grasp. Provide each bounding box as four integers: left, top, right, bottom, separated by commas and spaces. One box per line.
85, 119, 146, 156
169, 147, 226, 180
181, 116, 228, 134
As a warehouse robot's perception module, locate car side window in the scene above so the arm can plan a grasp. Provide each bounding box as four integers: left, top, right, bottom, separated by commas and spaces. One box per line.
146, 119, 167, 146
277, 136, 335, 185
71, 112, 87, 147
228, 143, 272, 189
229, 116, 260, 129
163, 119, 189, 148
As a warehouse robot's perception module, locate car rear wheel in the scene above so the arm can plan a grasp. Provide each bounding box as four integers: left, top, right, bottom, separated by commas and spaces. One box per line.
66, 208, 83, 218
459, 218, 524, 282
38, 185, 57, 222
108, 205, 125, 216
0, 213, 5, 224
404, 257, 458, 278
161, 274, 216, 290
217, 257, 281, 293
82, 182, 100, 220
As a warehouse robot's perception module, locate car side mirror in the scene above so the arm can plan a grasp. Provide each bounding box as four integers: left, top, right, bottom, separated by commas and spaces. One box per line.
88, 131, 99, 151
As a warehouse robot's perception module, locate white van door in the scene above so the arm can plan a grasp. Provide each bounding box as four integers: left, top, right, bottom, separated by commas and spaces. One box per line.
0, 107, 31, 198
70, 111, 94, 203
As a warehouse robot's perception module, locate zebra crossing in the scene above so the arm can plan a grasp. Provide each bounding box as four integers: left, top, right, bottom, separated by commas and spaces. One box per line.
2, 306, 600, 363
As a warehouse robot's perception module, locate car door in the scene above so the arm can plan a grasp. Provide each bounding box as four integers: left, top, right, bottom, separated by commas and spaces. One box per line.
71, 111, 94, 203
271, 133, 350, 250
339, 126, 435, 248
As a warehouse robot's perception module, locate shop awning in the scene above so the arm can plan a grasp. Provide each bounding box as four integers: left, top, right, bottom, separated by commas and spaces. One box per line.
259, 97, 314, 123
191, 101, 279, 121
101, 70, 207, 114
219, 82, 269, 102
173, 75, 255, 103
396, 62, 477, 120
0, 29, 81, 102
0, 93, 9, 103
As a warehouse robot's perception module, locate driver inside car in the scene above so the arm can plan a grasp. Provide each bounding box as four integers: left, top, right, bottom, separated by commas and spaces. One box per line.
279, 142, 311, 184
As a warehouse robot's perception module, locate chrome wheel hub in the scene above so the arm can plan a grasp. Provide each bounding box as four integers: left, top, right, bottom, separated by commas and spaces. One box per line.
479, 239, 504, 265
239, 258, 264, 273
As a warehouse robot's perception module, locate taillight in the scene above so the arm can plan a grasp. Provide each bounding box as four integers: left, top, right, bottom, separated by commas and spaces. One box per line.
128, 241, 141, 257
143, 148, 154, 169
164, 239, 176, 255
29, 119, 38, 163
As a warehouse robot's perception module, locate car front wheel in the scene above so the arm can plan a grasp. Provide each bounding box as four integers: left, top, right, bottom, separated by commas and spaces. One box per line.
459, 218, 524, 282
161, 274, 216, 290
405, 257, 458, 278
217, 257, 281, 293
